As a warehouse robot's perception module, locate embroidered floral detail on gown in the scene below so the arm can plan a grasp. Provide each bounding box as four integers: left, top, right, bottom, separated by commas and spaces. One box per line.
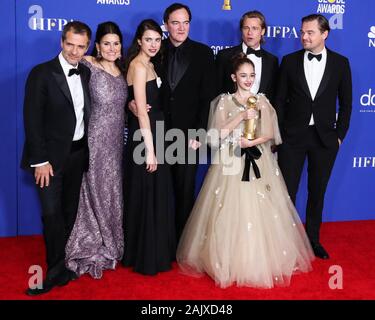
177, 93, 315, 288
65, 59, 127, 279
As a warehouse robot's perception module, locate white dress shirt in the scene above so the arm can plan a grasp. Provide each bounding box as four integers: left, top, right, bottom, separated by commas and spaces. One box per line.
31, 53, 85, 167
58, 52, 85, 140
304, 47, 327, 125
242, 42, 262, 95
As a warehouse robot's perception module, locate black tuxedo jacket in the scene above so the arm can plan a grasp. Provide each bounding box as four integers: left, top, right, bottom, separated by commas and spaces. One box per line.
157, 38, 216, 136
21, 56, 91, 171
274, 48, 352, 147
215, 44, 279, 103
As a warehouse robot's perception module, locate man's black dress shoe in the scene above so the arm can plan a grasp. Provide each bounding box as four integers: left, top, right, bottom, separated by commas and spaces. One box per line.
66, 270, 79, 282
311, 242, 330, 259
25, 279, 55, 296
25, 270, 72, 296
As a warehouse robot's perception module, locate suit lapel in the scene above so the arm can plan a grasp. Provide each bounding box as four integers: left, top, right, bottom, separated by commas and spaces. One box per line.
79, 63, 91, 120
51, 57, 74, 107
314, 49, 333, 100
259, 49, 270, 93
297, 51, 313, 100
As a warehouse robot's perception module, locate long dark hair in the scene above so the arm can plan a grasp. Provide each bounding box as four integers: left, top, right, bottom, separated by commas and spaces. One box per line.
91, 21, 125, 74
124, 19, 163, 75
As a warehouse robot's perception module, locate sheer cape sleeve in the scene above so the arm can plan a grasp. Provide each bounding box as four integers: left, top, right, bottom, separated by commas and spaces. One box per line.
256, 94, 282, 145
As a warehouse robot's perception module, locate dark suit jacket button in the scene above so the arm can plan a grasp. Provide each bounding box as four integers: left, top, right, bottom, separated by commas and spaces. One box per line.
170, 97, 174, 101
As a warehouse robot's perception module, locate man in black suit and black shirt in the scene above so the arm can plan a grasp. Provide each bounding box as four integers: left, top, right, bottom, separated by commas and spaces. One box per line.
216, 10, 278, 103
160, 3, 216, 241
21, 21, 91, 295
274, 14, 352, 259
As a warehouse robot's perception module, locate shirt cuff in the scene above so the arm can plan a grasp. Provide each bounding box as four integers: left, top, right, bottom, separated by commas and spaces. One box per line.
31, 161, 49, 168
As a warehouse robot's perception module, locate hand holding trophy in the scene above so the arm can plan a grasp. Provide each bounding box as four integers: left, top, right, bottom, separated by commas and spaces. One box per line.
243, 96, 258, 140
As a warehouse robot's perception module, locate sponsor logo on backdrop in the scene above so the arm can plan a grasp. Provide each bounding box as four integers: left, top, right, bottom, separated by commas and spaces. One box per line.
28, 5, 72, 31
317, 0, 345, 14
265, 25, 298, 39
368, 26, 375, 47
316, 0, 346, 30
96, 0, 130, 5
359, 89, 375, 112
210, 25, 298, 56
211, 45, 232, 56
353, 157, 375, 168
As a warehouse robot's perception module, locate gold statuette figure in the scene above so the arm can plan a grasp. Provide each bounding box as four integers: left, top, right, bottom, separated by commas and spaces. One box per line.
222, 0, 232, 10
243, 96, 258, 140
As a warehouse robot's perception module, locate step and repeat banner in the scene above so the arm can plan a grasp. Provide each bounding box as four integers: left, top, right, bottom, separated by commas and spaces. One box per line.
1, 0, 374, 236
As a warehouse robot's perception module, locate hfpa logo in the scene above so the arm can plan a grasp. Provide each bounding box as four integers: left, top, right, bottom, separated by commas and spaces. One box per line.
265, 25, 298, 39
368, 26, 375, 47
353, 157, 375, 168
28, 5, 73, 31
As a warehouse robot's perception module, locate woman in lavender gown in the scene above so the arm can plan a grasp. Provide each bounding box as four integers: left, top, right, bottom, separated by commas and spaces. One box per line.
65, 21, 127, 279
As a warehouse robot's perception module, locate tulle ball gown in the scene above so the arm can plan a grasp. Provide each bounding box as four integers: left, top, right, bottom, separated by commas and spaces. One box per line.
177, 93, 315, 288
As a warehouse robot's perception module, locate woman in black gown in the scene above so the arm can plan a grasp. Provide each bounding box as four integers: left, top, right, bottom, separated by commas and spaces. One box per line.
122, 19, 175, 275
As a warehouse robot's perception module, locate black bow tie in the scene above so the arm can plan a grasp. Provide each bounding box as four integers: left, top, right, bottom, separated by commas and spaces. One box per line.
308, 53, 322, 61
68, 68, 81, 77
246, 47, 262, 58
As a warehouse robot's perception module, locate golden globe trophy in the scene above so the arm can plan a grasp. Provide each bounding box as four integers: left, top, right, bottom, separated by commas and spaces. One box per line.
222, 0, 232, 10
243, 96, 258, 140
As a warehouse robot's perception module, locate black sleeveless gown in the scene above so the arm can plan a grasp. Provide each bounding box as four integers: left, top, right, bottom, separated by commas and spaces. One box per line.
122, 79, 176, 275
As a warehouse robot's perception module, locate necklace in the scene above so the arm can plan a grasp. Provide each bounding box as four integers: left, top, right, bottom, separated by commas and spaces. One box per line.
97, 60, 120, 77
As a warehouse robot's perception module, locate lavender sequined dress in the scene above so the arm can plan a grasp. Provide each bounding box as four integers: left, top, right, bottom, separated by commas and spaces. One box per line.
66, 59, 127, 279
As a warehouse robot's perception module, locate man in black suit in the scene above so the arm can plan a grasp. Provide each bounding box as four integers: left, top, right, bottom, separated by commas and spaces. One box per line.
21, 21, 91, 295
161, 3, 216, 241
274, 14, 352, 259
216, 10, 278, 103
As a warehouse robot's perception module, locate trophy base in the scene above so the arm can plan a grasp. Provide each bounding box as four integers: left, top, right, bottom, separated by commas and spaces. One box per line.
222, 5, 231, 10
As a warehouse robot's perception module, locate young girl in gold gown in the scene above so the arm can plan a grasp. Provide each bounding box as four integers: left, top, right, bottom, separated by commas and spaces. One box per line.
176, 54, 314, 288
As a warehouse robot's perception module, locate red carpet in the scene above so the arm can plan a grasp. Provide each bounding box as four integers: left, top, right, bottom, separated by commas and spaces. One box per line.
0, 220, 374, 300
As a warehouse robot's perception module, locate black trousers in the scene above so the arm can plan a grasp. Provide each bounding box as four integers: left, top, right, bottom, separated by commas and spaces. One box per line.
37, 140, 87, 280
171, 160, 198, 242
278, 126, 339, 244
